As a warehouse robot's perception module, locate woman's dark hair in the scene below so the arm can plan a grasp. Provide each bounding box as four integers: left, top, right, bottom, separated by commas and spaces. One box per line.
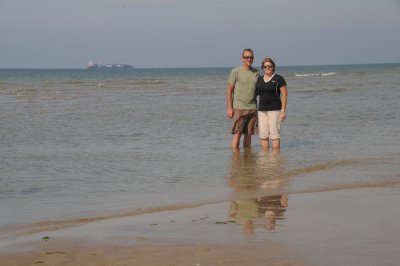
261, 57, 276, 72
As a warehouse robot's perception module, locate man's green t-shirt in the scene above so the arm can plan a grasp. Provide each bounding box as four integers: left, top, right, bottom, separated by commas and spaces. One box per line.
228, 66, 259, 110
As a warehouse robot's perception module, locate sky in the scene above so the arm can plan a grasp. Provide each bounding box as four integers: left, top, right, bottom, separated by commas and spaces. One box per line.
0, 0, 399, 68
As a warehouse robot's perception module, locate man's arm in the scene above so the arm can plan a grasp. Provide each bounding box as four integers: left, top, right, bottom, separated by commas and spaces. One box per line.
226, 83, 234, 118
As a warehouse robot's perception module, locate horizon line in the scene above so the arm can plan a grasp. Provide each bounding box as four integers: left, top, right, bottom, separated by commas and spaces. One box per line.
0, 62, 399, 70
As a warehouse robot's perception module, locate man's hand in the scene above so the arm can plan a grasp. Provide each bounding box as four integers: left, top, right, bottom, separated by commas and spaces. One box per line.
227, 108, 234, 119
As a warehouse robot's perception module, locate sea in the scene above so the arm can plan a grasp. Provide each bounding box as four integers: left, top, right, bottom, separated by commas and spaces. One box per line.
0, 64, 399, 241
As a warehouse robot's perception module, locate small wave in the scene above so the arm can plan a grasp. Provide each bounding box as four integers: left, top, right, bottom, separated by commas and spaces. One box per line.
295, 180, 400, 195
285, 159, 360, 177
65, 80, 86, 84
295, 73, 320, 77
295, 72, 337, 77
129, 80, 165, 85
321, 72, 337, 76
21, 201, 219, 236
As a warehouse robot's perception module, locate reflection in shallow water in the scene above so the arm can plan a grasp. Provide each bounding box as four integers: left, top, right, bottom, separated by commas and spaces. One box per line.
227, 149, 289, 232
229, 195, 288, 232
228, 149, 287, 192
261, 194, 288, 231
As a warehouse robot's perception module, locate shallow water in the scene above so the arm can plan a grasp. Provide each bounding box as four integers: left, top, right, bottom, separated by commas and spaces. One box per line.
0, 64, 399, 239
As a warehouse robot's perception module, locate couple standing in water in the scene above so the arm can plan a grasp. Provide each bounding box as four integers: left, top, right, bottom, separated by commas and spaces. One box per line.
226, 48, 288, 150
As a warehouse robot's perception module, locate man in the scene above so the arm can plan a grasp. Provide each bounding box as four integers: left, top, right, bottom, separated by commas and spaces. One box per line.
226, 48, 259, 149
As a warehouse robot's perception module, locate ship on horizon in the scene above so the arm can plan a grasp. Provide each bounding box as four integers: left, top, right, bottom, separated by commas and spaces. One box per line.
87, 60, 133, 69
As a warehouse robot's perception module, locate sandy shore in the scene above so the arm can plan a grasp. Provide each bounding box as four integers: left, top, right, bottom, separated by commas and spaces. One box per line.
1, 186, 399, 266
0, 240, 304, 266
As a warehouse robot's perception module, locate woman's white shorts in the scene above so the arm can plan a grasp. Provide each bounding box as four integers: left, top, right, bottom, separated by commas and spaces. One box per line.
257, 111, 281, 140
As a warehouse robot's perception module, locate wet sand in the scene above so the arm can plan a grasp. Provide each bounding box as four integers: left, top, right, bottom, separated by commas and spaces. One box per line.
1, 186, 399, 266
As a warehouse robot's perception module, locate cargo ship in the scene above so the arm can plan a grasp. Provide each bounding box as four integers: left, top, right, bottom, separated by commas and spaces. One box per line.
87, 60, 133, 69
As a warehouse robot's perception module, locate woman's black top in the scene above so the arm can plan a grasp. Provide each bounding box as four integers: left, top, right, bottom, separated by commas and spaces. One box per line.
257, 74, 286, 111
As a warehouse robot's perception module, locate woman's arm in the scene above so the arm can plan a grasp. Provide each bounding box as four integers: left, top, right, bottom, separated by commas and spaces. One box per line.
279, 85, 287, 121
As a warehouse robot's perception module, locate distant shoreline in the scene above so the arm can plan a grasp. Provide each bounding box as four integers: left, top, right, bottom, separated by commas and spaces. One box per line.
0, 62, 399, 70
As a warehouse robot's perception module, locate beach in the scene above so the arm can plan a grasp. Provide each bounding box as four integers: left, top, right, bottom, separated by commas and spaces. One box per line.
1, 186, 400, 265
1, 64, 400, 265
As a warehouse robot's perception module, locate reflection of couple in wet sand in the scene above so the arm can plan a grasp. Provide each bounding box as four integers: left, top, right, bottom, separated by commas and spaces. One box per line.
229, 194, 288, 233
227, 149, 288, 233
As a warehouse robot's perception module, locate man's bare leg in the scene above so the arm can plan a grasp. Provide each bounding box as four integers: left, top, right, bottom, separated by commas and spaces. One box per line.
231, 133, 241, 149
243, 133, 252, 148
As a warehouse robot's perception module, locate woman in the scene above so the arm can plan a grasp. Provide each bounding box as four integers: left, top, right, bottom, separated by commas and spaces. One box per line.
257, 57, 288, 150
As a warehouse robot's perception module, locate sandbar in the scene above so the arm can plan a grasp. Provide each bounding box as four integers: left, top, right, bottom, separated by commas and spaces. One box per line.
1, 186, 399, 266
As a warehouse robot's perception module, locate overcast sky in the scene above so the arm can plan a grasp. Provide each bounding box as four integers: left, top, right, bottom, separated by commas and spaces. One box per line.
1, 0, 399, 68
